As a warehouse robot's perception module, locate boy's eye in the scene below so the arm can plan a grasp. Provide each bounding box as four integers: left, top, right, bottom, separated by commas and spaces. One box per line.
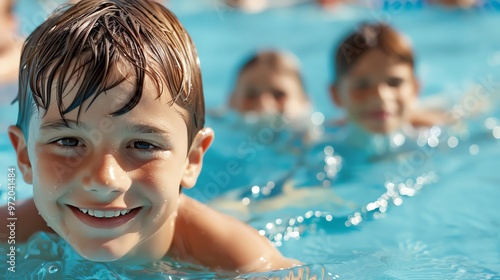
272, 90, 286, 100
387, 77, 403, 87
244, 88, 260, 99
54, 137, 81, 147
353, 78, 371, 90
131, 141, 158, 150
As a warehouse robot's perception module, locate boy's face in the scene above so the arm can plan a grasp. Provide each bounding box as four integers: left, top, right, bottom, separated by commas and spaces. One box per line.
332, 49, 419, 134
10, 74, 212, 263
0, 0, 16, 48
230, 63, 307, 119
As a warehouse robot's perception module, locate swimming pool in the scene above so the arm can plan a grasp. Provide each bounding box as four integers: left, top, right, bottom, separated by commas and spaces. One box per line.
1, 0, 500, 278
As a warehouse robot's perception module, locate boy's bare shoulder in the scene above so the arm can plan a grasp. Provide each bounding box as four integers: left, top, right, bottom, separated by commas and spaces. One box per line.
0, 198, 54, 243
169, 194, 300, 272
409, 108, 452, 128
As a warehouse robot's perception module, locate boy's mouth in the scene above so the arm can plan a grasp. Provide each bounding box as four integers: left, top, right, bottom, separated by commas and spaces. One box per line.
77, 208, 132, 218
68, 205, 141, 229
365, 110, 391, 120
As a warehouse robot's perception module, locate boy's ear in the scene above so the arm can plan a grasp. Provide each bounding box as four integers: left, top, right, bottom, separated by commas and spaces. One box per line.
228, 91, 238, 109
180, 128, 214, 189
329, 84, 343, 107
8, 126, 33, 184
412, 77, 421, 98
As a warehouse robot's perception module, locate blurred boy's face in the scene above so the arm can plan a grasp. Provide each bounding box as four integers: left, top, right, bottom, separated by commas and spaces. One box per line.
0, 0, 16, 49
332, 49, 419, 134
10, 74, 210, 263
230, 63, 308, 119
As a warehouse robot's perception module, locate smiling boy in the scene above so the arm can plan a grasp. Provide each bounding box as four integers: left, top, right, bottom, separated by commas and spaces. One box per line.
330, 23, 421, 134
329, 22, 455, 137
229, 50, 311, 120
0, 0, 22, 85
1, 0, 298, 272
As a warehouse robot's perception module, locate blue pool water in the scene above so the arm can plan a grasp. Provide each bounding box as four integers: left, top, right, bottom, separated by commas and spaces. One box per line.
1, 0, 500, 279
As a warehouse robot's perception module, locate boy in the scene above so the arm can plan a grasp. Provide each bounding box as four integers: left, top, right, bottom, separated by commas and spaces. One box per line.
1, 0, 298, 272
229, 50, 311, 121
329, 23, 446, 135
0, 0, 22, 85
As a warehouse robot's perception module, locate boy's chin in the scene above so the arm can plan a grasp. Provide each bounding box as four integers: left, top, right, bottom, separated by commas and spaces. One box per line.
78, 250, 150, 265
71, 238, 138, 263
77, 247, 127, 263
359, 120, 402, 135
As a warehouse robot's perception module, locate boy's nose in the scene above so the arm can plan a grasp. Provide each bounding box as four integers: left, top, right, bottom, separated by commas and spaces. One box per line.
374, 83, 394, 99
257, 92, 280, 114
84, 154, 131, 195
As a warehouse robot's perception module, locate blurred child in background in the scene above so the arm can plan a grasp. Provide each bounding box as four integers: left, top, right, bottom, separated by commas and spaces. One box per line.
226, 0, 344, 13
229, 50, 311, 122
325, 22, 453, 156
0, 0, 23, 87
330, 23, 446, 135
194, 50, 315, 202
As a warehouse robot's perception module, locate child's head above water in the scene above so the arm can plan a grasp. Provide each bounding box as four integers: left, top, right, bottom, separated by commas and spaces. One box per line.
10, 0, 212, 263
15, 0, 204, 146
0, 0, 23, 84
229, 50, 310, 120
0, 0, 16, 45
330, 23, 420, 134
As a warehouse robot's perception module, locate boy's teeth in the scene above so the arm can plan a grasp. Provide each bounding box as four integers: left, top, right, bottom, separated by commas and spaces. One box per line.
94, 210, 104, 217
78, 208, 132, 218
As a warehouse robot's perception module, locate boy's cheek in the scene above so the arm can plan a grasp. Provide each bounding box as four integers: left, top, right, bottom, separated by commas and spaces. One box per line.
346, 106, 362, 119
139, 165, 183, 195
35, 151, 78, 186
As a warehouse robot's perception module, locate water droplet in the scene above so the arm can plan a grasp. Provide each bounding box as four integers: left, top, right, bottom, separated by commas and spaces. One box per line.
311, 111, 325, 126
469, 144, 479, 155
447, 136, 459, 148
493, 126, 500, 139
324, 145, 334, 156
427, 136, 439, 147
48, 265, 58, 274
430, 126, 441, 137
393, 133, 406, 147
484, 117, 497, 129
241, 197, 250, 206
251, 185, 260, 195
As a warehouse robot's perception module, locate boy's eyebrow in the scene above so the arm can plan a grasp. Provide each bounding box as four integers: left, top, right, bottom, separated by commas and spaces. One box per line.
126, 124, 172, 136
40, 119, 91, 132
40, 120, 172, 136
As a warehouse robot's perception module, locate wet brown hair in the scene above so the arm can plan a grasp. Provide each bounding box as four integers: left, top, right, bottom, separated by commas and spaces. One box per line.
235, 50, 306, 93
14, 0, 204, 148
333, 23, 415, 85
